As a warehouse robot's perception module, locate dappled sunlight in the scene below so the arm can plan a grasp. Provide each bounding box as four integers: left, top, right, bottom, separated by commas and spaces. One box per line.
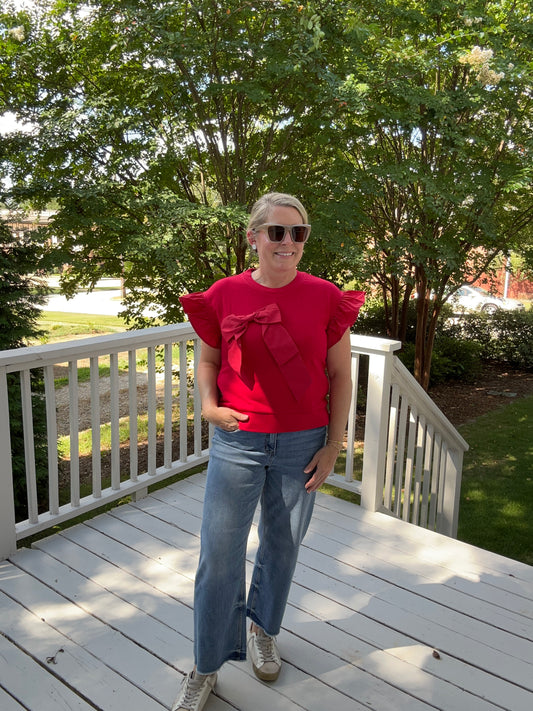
3, 477, 532, 711
360, 644, 444, 688
412, 542, 482, 583
0, 560, 25, 582
501, 501, 527, 518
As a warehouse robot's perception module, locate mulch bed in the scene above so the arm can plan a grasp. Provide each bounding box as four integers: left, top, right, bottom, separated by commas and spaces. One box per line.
429, 362, 533, 426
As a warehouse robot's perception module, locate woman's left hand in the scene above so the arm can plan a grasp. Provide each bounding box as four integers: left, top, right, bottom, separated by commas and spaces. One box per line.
303, 445, 339, 493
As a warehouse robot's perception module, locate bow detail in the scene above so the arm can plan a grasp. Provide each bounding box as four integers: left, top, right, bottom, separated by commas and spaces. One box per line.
221, 303, 311, 402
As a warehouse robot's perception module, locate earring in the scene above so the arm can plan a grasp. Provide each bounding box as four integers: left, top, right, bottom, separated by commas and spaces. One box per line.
251, 243, 257, 251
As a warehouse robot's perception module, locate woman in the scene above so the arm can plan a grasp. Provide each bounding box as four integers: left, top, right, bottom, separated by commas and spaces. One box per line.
173, 193, 364, 711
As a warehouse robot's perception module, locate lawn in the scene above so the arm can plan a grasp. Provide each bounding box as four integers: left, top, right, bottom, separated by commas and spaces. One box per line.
457, 394, 533, 565
37, 311, 127, 342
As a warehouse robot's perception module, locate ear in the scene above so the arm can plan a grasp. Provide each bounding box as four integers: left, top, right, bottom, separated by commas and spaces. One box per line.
246, 229, 255, 247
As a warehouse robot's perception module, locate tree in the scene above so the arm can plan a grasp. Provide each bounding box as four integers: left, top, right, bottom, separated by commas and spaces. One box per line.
0, 219, 50, 520
325, 0, 532, 388
3, 1, 531, 390
2, 0, 356, 325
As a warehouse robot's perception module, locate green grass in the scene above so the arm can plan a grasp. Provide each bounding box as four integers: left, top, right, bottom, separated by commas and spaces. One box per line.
37, 311, 127, 342
37, 311, 135, 386
58, 410, 169, 459
457, 395, 533, 565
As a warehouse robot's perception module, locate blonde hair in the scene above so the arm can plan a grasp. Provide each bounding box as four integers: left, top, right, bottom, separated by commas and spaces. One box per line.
247, 192, 308, 230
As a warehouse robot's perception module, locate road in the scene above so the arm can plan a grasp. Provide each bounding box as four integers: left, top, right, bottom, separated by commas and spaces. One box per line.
44, 278, 158, 317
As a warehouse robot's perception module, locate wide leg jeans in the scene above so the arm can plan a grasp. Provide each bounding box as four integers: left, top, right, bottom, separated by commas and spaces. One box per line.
193, 425, 326, 675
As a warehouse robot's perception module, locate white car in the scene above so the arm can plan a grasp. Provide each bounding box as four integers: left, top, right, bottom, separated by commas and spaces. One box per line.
448, 285, 525, 314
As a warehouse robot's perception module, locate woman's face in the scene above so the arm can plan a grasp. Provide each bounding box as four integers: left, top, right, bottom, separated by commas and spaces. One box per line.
249, 205, 305, 276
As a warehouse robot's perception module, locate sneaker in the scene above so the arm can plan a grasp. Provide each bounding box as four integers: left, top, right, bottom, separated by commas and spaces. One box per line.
247, 627, 281, 682
171, 670, 217, 711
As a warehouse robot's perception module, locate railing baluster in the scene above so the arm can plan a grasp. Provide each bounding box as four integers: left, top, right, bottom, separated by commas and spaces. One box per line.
20, 370, 38, 523
164, 342, 173, 469
0, 367, 16, 557
436, 441, 449, 533
179, 339, 188, 462
193, 339, 202, 457
420, 423, 434, 528
441, 444, 464, 537
394, 394, 409, 518
110, 352, 120, 491
69, 360, 80, 507
412, 414, 426, 526
383, 384, 400, 510
90, 356, 101, 498
428, 432, 442, 530
128, 349, 138, 481
147, 345, 157, 476
345, 352, 360, 482
44, 364, 59, 515
402, 406, 417, 523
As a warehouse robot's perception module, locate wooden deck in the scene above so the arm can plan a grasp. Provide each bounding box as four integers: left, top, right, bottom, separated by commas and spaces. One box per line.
1, 471, 532, 711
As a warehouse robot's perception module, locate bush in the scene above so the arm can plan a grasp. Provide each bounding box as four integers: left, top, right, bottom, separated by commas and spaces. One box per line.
442, 310, 533, 370
0, 235, 49, 521
356, 298, 483, 384
398, 336, 482, 386
355, 295, 418, 341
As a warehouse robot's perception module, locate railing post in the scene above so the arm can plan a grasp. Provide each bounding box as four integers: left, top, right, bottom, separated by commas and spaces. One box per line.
0, 368, 17, 560
359, 341, 400, 513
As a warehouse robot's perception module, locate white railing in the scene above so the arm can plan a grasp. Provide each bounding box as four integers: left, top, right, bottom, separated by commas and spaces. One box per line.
328, 336, 468, 537
0, 328, 468, 559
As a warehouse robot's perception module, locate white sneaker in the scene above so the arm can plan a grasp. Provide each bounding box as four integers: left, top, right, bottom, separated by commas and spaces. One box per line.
171, 670, 217, 711
247, 627, 281, 682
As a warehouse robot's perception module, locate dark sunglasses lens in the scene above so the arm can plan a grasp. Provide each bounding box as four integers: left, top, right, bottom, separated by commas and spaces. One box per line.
292, 226, 308, 243
267, 225, 286, 242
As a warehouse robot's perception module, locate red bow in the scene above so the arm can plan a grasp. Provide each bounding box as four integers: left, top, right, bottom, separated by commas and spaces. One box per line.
221, 303, 311, 401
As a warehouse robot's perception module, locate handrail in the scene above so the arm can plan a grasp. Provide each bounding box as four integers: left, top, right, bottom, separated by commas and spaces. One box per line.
0, 328, 468, 559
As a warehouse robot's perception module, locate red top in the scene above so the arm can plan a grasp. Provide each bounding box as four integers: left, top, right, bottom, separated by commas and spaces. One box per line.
180, 269, 365, 433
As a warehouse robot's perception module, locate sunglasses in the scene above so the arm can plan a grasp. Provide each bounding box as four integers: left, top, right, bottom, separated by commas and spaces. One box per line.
253, 223, 311, 244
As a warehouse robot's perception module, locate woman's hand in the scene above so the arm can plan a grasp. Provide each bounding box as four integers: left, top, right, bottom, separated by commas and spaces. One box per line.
197, 342, 249, 431
202, 404, 249, 432
303, 445, 339, 492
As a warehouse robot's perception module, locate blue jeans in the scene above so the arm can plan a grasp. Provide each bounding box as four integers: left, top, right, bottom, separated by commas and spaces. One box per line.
193, 425, 327, 674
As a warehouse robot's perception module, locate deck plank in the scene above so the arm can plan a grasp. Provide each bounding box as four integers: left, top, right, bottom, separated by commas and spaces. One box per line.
1, 472, 532, 711
0, 631, 92, 711
0, 572, 166, 711
0, 688, 27, 711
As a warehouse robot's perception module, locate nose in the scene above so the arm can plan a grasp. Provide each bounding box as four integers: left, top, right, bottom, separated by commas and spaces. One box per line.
280, 228, 293, 244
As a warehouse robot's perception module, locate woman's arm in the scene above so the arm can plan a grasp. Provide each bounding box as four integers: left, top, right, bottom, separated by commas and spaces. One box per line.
197, 341, 249, 429
304, 329, 352, 492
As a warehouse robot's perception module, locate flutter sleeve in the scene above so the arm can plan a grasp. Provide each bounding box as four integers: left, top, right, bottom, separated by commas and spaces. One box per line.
179, 292, 221, 348
326, 290, 366, 348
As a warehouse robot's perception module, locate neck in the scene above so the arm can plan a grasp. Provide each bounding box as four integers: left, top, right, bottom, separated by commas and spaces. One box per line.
252, 268, 297, 289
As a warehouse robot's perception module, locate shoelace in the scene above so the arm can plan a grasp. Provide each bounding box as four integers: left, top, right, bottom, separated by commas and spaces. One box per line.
254, 633, 280, 665
175, 677, 204, 710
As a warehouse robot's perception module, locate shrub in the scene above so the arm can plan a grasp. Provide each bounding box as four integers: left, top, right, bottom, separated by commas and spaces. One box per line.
355, 295, 418, 341
398, 336, 482, 386
356, 298, 483, 384
0, 235, 49, 521
442, 310, 533, 370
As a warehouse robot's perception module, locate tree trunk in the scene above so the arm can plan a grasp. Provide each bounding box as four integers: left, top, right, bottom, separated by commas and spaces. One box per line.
413, 268, 440, 391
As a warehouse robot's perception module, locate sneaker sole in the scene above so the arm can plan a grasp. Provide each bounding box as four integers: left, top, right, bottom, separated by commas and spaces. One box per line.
252, 663, 281, 682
